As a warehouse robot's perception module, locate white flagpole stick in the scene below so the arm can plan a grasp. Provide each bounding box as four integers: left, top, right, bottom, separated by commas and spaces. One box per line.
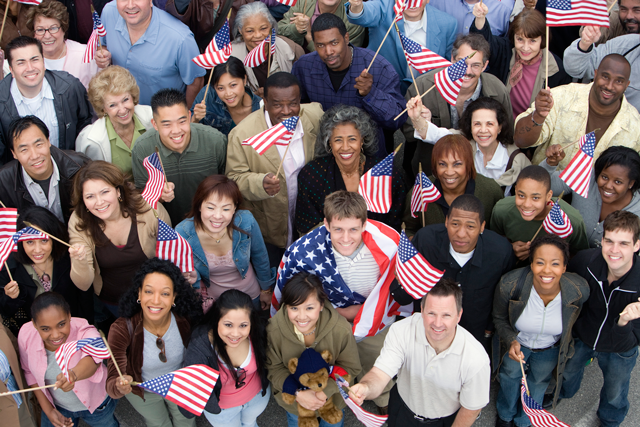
99, 331, 126, 383
275, 142, 292, 180
22, 222, 71, 248
419, 163, 425, 228
0, 384, 56, 397
366, 19, 397, 73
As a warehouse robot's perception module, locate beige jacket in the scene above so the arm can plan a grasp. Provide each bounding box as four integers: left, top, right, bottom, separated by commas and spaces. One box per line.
231, 37, 297, 93
470, 141, 531, 188
226, 104, 324, 248
68, 202, 170, 295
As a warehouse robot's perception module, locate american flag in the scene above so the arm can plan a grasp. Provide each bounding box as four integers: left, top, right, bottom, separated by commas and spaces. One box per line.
0, 208, 18, 243
137, 365, 220, 416
521, 378, 570, 427
241, 116, 299, 155
547, 0, 609, 27
335, 374, 387, 427
83, 12, 106, 63
559, 131, 596, 199
410, 172, 441, 218
192, 19, 232, 69
394, 0, 423, 21
275, 0, 297, 6
243, 28, 276, 67
271, 220, 407, 338
358, 152, 395, 214
141, 152, 165, 209
13, 227, 48, 243
14, 0, 42, 4
542, 201, 573, 239
55, 337, 111, 381
396, 231, 445, 299
156, 219, 194, 273
0, 238, 14, 268
0, 225, 49, 266
399, 32, 452, 74
434, 56, 469, 106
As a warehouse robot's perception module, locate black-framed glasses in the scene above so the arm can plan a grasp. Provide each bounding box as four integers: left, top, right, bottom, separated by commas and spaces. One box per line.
34, 26, 61, 36
156, 337, 167, 363
235, 367, 246, 389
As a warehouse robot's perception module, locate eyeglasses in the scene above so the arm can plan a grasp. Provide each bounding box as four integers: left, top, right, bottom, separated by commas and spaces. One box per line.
34, 25, 61, 36
235, 367, 246, 389
156, 337, 167, 363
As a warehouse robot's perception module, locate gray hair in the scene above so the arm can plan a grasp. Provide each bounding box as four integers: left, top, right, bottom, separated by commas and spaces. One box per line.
315, 105, 379, 158
233, 2, 278, 42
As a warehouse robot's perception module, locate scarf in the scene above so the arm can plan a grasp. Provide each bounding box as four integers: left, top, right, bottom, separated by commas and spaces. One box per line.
508, 49, 543, 88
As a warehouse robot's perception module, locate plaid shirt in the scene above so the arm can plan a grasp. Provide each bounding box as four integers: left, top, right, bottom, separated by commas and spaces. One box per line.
292, 46, 407, 130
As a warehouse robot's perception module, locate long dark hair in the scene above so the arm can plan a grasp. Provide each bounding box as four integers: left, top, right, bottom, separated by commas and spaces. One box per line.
31, 291, 70, 323
204, 289, 266, 386
15, 206, 69, 264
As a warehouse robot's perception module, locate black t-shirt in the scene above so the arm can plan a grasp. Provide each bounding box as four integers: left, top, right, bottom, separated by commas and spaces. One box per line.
327, 66, 350, 92
34, 176, 52, 200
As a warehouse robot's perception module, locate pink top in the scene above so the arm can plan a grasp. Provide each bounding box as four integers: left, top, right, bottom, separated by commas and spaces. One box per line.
205, 250, 260, 300
218, 343, 261, 409
510, 57, 541, 117
60, 39, 100, 89
18, 317, 108, 413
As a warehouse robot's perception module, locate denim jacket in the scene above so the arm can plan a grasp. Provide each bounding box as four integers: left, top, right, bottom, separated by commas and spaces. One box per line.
191, 87, 262, 136
175, 210, 276, 290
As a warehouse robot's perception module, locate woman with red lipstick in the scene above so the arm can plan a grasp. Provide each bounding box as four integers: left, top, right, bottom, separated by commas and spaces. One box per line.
106, 258, 202, 427
295, 105, 406, 234
493, 235, 589, 427
469, 6, 571, 117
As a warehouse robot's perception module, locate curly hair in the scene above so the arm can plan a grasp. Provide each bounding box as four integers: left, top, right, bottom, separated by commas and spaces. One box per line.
529, 234, 570, 266
118, 258, 203, 321
233, 2, 277, 43
15, 206, 69, 265
594, 146, 640, 194
88, 66, 140, 116
25, 0, 70, 35
315, 105, 378, 158
459, 97, 514, 146
71, 161, 148, 247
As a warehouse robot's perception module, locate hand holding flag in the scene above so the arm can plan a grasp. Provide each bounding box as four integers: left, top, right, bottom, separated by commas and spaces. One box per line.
83, 11, 106, 63
55, 337, 111, 381
335, 374, 387, 427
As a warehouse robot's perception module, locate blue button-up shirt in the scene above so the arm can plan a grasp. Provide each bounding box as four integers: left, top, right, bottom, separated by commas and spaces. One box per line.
430, 0, 512, 37
101, 2, 205, 104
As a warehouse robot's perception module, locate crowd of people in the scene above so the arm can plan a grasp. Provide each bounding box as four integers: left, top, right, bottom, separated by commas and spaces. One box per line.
1, 0, 640, 427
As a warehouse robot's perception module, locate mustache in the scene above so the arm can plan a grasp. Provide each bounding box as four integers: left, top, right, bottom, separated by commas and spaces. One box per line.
622, 18, 640, 32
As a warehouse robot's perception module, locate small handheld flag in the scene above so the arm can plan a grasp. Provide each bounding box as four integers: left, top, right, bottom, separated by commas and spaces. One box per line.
241, 116, 299, 155
243, 29, 276, 67
83, 11, 106, 63
434, 56, 469, 106
275, 0, 297, 5
335, 374, 387, 427
136, 365, 219, 415
559, 131, 596, 199
521, 378, 570, 427
13, 0, 42, 4
192, 19, 232, 69
546, 0, 610, 27
393, 0, 422, 21
398, 32, 452, 74
396, 231, 444, 299
55, 338, 111, 380
0, 208, 18, 243
410, 172, 441, 218
141, 152, 166, 209
543, 201, 573, 239
358, 152, 395, 214
156, 219, 194, 273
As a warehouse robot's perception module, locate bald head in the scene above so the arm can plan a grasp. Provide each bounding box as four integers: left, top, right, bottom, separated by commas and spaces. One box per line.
591, 54, 631, 107
597, 54, 631, 81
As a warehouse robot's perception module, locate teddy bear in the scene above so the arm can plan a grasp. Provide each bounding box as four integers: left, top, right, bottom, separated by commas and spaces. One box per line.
281, 348, 351, 427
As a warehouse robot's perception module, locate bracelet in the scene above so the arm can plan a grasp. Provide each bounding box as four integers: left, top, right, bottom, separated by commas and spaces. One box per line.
530, 112, 544, 127
414, 119, 429, 134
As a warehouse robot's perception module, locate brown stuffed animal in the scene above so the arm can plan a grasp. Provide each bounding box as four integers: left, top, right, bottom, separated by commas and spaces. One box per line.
281, 348, 350, 427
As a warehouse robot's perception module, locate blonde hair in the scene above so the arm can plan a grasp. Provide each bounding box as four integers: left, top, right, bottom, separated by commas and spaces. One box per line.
88, 66, 141, 116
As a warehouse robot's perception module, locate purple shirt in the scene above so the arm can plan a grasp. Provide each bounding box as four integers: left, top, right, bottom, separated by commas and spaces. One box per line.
429, 0, 511, 36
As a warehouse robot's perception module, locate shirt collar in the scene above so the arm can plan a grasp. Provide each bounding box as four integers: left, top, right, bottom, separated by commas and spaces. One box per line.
404, 10, 427, 37
21, 156, 60, 188
476, 142, 509, 170
264, 110, 304, 139
116, 7, 159, 46
10, 77, 53, 106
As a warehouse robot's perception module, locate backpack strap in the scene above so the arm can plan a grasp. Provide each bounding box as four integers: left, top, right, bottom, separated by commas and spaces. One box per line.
505, 148, 523, 172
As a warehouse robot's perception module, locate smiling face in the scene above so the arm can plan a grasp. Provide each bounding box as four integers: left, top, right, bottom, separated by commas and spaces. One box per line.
445, 208, 485, 254
11, 124, 54, 181
151, 104, 192, 153
33, 305, 71, 351
597, 164, 635, 205
530, 244, 565, 297
591, 58, 631, 107
200, 192, 235, 236
619, 0, 640, 34
9, 44, 45, 94
314, 28, 350, 71
514, 178, 553, 221
218, 308, 251, 348
264, 85, 300, 125
138, 272, 176, 322
215, 73, 247, 109
470, 108, 501, 150
435, 151, 468, 194
601, 228, 640, 276
23, 238, 53, 267
286, 294, 323, 334
116, 0, 153, 30
240, 14, 272, 52
324, 216, 365, 257
452, 43, 487, 91
330, 123, 363, 170
403, 0, 428, 21
514, 32, 542, 61
82, 179, 122, 222
33, 16, 65, 59
104, 92, 136, 128
421, 294, 461, 351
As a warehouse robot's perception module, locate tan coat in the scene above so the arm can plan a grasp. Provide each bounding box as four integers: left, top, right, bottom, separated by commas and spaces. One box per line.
0, 2, 33, 51
0, 324, 34, 427
231, 37, 297, 93
469, 141, 531, 188
226, 104, 324, 248
68, 202, 170, 295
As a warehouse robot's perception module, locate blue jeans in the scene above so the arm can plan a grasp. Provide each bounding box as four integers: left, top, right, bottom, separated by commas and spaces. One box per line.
204, 385, 270, 427
41, 396, 119, 427
559, 338, 638, 427
286, 409, 345, 427
496, 345, 560, 427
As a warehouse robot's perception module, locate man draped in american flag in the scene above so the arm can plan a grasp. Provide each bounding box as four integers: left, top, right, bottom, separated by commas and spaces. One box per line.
272, 191, 408, 412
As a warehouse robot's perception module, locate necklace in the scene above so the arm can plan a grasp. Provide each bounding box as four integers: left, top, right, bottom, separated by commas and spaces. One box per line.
32, 259, 52, 292
302, 327, 316, 336
205, 228, 228, 244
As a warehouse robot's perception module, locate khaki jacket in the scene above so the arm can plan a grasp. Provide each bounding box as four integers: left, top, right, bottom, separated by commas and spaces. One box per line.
226, 104, 324, 248
231, 38, 297, 93
68, 203, 170, 295
469, 141, 531, 188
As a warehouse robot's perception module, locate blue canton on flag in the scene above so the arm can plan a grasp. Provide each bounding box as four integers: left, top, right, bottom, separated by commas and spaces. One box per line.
581, 132, 596, 157
542, 201, 573, 239
214, 19, 231, 51
370, 153, 393, 177
13, 227, 47, 243
281, 116, 299, 133
559, 131, 596, 198
156, 219, 194, 272
446, 59, 467, 82
548, 0, 571, 9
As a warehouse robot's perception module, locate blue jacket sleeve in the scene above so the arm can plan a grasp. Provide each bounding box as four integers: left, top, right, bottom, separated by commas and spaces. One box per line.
247, 214, 277, 289
360, 61, 407, 129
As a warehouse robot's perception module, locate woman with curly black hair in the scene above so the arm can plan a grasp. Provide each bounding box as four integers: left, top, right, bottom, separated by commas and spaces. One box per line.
105, 258, 202, 427
180, 289, 270, 426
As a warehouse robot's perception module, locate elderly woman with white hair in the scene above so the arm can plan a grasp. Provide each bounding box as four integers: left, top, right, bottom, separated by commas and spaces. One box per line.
294, 105, 406, 234
231, 1, 298, 97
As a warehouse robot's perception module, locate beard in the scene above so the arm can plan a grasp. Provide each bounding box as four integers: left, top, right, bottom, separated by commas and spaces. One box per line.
621, 18, 640, 34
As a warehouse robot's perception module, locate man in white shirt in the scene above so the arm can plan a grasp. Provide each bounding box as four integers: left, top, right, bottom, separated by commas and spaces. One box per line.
350, 278, 491, 427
